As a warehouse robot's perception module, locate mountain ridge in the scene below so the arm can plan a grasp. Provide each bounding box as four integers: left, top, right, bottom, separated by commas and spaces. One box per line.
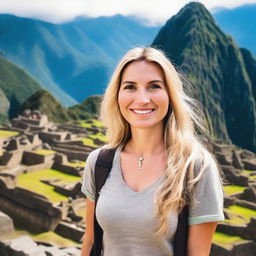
0, 56, 42, 121
0, 14, 160, 106
152, 1, 256, 152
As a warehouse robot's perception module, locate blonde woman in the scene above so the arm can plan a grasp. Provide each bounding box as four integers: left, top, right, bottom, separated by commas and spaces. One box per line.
81, 47, 224, 256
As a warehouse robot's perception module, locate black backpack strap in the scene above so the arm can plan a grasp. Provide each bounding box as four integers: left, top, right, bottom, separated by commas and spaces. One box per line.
90, 147, 189, 256
173, 204, 189, 256
90, 148, 116, 256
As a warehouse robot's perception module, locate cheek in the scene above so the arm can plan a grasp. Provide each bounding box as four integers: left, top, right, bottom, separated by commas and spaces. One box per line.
154, 93, 169, 111
118, 92, 131, 110
118, 92, 131, 117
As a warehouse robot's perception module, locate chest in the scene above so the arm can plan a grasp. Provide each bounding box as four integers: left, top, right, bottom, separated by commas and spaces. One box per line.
96, 165, 178, 238
120, 151, 166, 192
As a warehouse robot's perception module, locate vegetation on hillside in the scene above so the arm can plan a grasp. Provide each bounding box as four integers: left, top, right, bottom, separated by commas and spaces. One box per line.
152, 2, 256, 153
0, 57, 41, 119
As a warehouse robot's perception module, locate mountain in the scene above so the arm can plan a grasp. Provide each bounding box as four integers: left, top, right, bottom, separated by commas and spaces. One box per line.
19, 89, 70, 123
213, 4, 256, 56
0, 14, 160, 105
20, 90, 102, 123
0, 15, 77, 106
0, 56, 41, 122
152, 2, 256, 153
68, 95, 102, 120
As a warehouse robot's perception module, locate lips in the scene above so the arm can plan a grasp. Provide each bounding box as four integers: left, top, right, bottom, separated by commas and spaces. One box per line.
130, 109, 155, 115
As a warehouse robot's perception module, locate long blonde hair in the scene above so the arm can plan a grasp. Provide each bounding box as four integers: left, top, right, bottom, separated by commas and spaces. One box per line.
100, 47, 222, 237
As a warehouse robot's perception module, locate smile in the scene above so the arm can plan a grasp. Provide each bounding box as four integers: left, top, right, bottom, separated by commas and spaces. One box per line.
131, 109, 155, 115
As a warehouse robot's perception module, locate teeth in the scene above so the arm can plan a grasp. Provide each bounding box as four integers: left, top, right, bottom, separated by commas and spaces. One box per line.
132, 109, 153, 114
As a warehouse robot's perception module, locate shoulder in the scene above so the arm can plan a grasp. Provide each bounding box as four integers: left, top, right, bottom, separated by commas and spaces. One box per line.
194, 152, 220, 178
86, 145, 108, 167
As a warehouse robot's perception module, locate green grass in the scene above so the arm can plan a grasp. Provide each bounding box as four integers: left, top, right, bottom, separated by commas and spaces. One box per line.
223, 185, 246, 195
66, 161, 85, 168
241, 170, 256, 181
31, 231, 80, 246
91, 119, 104, 128
17, 169, 81, 203
6, 225, 80, 247
242, 170, 254, 175
0, 130, 19, 138
78, 137, 96, 147
228, 205, 256, 222
213, 232, 245, 249
80, 119, 104, 128
34, 149, 55, 155
80, 121, 93, 128
223, 212, 247, 226
224, 205, 256, 226
89, 132, 107, 142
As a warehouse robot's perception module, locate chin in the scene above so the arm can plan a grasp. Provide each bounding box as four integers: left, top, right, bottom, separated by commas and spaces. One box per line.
130, 121, 163, 130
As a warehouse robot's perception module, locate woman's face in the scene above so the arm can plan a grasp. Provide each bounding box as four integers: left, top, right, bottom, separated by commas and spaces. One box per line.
118, 60, 169, 131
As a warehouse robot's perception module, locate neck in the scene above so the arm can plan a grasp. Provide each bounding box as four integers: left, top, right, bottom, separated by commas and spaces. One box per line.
125, 126, 165, 156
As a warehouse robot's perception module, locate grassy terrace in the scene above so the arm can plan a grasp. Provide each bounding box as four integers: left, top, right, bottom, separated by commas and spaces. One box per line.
34, 149, 55, 155
0, 130, 19, 138
89, 132, 107, 142
31, 231, 80, 246
224, 205, 256, 226
66, 161, 85, 168
78, 137, 96, 147
77, 132, 107, 148
80, 119, 104, 128
213, 232, 245, 249
241, 169, 256, 181
223, 185, 246, 196
0, 226, 80, 247
17, 169, 81, 203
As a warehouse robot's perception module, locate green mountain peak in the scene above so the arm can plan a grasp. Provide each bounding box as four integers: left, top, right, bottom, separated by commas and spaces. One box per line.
152, 2, 256, 152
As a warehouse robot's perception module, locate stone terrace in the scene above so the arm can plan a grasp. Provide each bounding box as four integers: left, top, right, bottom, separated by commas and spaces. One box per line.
0, 111, 255, 255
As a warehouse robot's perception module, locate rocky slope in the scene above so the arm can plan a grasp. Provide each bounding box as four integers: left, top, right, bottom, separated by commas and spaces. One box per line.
152, 2, 256, 153
19, 90, 101, 123
0, 112, 255, 255
0, 56, 41, 121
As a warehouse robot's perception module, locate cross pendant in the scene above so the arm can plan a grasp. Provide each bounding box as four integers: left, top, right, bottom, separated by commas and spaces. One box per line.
138, 156, 144, 170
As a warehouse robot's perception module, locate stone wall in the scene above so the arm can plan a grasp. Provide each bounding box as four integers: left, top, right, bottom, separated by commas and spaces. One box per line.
0, 183, 64, 233
0, 211, 14, 236
22, 151, 55, 166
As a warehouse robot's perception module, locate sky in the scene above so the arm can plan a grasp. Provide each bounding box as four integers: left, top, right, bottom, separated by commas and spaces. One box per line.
1, 0, 256, 25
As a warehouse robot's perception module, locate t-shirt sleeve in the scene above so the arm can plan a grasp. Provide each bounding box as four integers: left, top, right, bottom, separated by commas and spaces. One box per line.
188, 161, 225, 225
81, 148, 102, 202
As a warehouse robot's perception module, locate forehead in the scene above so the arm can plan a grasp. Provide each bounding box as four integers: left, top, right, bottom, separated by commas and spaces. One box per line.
121, 60, 165, 81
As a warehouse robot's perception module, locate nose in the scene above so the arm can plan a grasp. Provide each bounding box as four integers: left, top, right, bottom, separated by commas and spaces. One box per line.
136, 89, 150, 104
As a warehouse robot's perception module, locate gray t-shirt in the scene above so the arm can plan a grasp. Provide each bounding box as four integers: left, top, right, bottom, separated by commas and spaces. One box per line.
81, 146, 224, 256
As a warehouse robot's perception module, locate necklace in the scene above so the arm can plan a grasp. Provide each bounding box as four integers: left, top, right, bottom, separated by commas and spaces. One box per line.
138, 156, 144, 170
127, 142, 165, 171
128, 143, 145, 170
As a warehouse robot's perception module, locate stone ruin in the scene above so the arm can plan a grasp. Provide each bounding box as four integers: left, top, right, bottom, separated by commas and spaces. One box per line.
0, 211, 14, 236
209, 143, 256, 255
0, 111, 107, 255
0, 236, 81, 256
0, 111, 256, 255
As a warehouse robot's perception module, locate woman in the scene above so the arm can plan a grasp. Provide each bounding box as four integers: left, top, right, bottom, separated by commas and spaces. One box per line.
81, 47, 224, 256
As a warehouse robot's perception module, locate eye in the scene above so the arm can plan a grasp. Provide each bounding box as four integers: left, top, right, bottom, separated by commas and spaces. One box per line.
123, 84, 136, 90
150, 84, 161, 89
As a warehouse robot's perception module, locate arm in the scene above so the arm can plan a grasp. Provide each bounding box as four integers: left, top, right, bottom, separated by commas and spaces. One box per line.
81, 199, 95, 256
187, 222, 217, 256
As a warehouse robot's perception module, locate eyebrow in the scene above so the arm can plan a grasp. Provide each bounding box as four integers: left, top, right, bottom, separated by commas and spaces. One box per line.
121, 80, 165, 85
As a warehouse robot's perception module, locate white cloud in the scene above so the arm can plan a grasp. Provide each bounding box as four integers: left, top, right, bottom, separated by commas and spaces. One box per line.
0, 0, 256, 25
